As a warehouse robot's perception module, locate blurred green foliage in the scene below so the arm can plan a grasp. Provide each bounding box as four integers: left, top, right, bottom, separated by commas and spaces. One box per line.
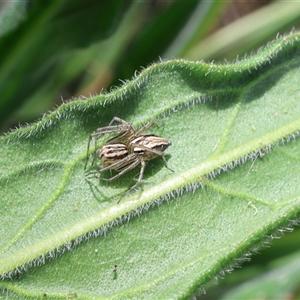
1, 0, 300, 132
1, 1, 300, 299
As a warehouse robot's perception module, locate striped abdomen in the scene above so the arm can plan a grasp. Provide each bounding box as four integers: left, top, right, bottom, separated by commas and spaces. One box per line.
97, 143, 128, 168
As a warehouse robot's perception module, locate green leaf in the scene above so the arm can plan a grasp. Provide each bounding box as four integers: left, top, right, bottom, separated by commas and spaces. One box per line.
200, 229, 300, 299
1, 32, 300, 299
220, 250, 300, 300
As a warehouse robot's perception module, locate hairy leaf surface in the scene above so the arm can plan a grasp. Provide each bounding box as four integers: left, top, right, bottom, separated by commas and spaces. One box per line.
1, 33, 300, 299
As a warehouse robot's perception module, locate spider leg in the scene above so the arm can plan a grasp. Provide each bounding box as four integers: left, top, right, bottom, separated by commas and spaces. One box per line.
86, 153, 135, 177
90, 125, 124, 137
135, 159, 146, 187
118, 160, 146, 203
91, 135, 98, 166
162, 156, 174, 172
84, 135, 93, 170
100, 153, 136, 173
131, 143, 174, 172
134, 120, 155, 135
90, 117, 133, 140
132, 143, 163, 155
108, 116, 129, 126
102, 158, 140, 182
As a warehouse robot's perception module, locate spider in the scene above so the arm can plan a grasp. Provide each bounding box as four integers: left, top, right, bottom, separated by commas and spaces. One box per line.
85, 117, 172, 200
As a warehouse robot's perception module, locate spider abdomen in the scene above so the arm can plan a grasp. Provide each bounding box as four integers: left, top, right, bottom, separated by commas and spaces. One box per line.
98, 143, 128, 167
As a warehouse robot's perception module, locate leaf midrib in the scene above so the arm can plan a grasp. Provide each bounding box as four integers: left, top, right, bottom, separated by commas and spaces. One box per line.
1, 117, 299, 276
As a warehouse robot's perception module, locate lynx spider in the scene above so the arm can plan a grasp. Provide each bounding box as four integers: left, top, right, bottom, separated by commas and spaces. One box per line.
85, 117, 172, 200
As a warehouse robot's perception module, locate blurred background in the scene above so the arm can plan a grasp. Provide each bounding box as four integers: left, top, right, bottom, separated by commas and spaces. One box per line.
1, 1, 300, 298
1, 0, 300, 133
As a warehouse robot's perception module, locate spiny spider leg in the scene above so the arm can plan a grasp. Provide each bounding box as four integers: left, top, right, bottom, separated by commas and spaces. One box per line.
130, 143, 174, 172
90, 119, 132, 140
102, 157, 140, 182
108, 116, 131, 126
134, 120, 155, 136
86, 153, 136, 178
117, 160, 146, 203
100, 153, 136, 174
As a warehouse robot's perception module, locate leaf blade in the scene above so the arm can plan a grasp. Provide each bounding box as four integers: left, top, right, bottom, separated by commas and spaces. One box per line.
1, 33, 300, 299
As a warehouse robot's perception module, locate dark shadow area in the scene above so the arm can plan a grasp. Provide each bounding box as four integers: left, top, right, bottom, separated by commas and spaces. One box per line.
177, 56, 300, 112
243, 59, 300, 103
